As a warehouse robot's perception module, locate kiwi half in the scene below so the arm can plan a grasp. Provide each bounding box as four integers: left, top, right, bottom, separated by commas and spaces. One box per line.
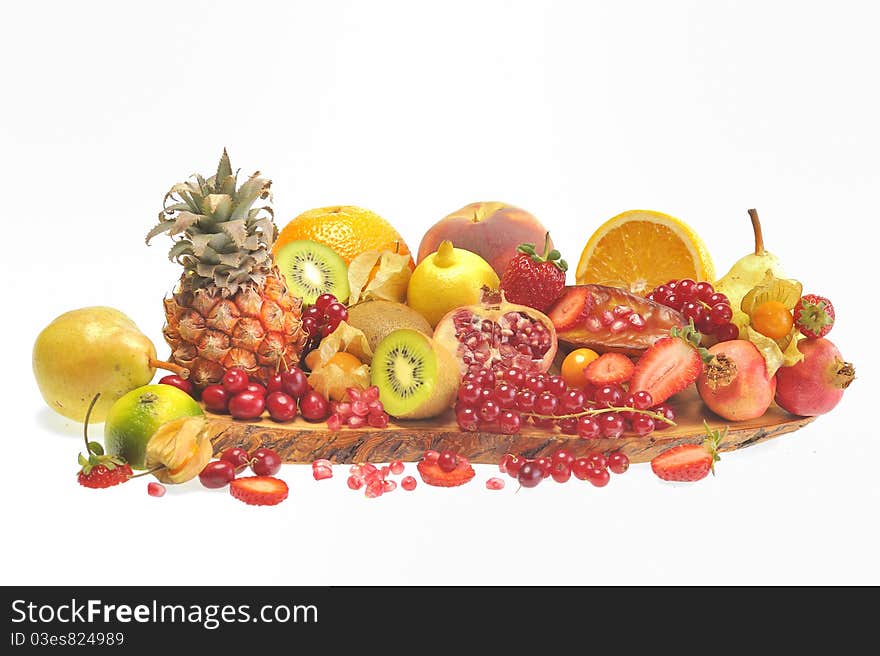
370, 329, 458, 419
274, 239, 349, 305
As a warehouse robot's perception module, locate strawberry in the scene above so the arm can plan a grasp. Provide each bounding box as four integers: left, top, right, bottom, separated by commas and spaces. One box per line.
546, 286, 593, 330
651, 422, 725, 482
500, 233, 568, 312
584, 352, 635, 386
417, 454, 475, 487
794, 294, 835, 339
629, 323, 712, 405
229, 476, 289, 506
76, 393, 132, 489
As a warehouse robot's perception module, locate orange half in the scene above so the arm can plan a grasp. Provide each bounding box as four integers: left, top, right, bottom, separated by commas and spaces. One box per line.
575, 209, 714, 294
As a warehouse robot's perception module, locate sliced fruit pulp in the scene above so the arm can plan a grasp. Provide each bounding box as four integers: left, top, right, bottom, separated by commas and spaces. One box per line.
576, 210, 713, 295
372, 332, 438, 417
449, 309, 553, 372
548, 285, 685, 354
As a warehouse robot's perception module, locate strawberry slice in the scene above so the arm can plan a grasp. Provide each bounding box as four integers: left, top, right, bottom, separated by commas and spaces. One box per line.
651, 422, 725, 482
546, 287, 593, 331
229, 476, 289, 506
630, 323, 711, 405
417, 456, 475, 487
584, 352, 635, 385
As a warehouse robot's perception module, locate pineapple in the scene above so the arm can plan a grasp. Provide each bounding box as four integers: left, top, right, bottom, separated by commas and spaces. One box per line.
147, 150, 307, 388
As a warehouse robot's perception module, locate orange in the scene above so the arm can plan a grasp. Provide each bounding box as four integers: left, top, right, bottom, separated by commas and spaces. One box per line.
561, 348, 600, 389
575, 210, 714, 295
273, 206, 412, 266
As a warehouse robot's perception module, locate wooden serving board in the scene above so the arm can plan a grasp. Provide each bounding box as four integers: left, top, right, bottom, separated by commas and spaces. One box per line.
205, 388, 814, 465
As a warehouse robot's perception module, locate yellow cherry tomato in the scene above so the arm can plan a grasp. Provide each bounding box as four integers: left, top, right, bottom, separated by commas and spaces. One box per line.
751, 301, 794, 340
561, 348, 600, 389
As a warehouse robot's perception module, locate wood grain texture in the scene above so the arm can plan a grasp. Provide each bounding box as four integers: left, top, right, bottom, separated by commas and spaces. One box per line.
205, 388, 815, 464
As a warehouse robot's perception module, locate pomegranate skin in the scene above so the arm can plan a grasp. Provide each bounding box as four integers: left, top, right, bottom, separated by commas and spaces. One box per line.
697, 340, 776, 421
775, 338, 855, 416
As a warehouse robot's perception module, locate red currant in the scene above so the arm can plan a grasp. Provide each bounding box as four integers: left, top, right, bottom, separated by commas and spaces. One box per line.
158, 375, 194, 397
560, 388, 586, 412
390, 460, 405, 475
514, 389, 536, 412
630, 414, 656, 436
550, 461, 571, 483
608, 451, 630, 474
479, 400, 501, 423
494, 382, 518, 408
534, 457, 553, 478
677, 279, 696, 297
626, 390, 654, 410
694, 281, 715, 302
503, 454, 526, 478
324, 302, 348, 324
498, 410, 521, 435
599, 413, 625, 438
299, 390, 330, 421
652, 403, 676, 429
458, 382, 482, 405
577, 415, 601, 439
534, 392, 558, 416
502, 367, 525, 387
202, 385, 230, 413
546, 376, 567, 395
199, 460, 236, 488
228, 391, 265, 420
571, 457, 592, 480
586, 467, 611, 487
517, 462, 543, 488
707, 292, 728, 306
558, 417, 579, 435
266, 391, 297, 422
250, 448, 282, 476
219, 447, 250, 471
221, 368, 249, 394
438, 451, 458, 473
314, 293, 337, 312
401, 475, 417, 491
594, 384, 624, 407
716, 323, 740, 342
525, 375, 546, 394
456, 405, 479, 432
710, 303, 734, 325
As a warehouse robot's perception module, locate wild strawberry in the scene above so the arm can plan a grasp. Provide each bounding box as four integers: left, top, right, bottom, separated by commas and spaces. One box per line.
651, 422, 725, 482
794, 294, 835, 339
416, 452, 475, 487
584, 352, 635, 386
630, 322, 712, 405
76, 394, 132, 489
500, 233, 568, 312
229, 476, 289, 506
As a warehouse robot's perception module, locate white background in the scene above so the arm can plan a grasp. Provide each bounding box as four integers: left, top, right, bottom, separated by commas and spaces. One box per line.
1, 0, 877, 585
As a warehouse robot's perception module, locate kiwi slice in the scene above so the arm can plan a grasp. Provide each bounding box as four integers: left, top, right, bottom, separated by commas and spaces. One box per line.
371, 329, 458, 419
274, 239, 349, 305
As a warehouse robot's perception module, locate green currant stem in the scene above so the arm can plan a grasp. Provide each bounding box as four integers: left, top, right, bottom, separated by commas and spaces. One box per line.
524, 405, 676, 426
82, 393, 101, 454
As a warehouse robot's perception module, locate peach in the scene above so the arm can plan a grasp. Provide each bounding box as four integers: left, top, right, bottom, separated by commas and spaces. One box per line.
775, 338, 855, 416
417, 202, 552, 277
697, 340, 776, 421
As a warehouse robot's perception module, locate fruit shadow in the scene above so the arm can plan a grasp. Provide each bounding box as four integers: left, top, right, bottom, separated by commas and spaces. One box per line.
36, 408, 85, 438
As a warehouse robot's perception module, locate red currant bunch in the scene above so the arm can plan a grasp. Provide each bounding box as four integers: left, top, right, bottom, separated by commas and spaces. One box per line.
648, 279, 738, 342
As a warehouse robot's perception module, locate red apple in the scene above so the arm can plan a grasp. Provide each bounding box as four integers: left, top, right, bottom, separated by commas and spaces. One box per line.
417, 202, 551, 277
697, 340, 776, 421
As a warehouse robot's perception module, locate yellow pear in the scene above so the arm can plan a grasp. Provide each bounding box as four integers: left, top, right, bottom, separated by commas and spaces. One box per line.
714, 209, 787, 333
32, 307, 185, 423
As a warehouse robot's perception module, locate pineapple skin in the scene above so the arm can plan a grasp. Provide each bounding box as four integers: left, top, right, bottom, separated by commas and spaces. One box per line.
162, 267, 307, 389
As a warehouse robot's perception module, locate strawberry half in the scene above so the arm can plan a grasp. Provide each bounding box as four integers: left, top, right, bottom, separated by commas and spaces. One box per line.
651, 422, 725, 482
629, 323, 712, 405
230, 476, 289, 506
794, 294, 835, 339
546, 286, 593, 331
76, 393, 132, 489
417, 455, 475, 487
584, 352, 635, 385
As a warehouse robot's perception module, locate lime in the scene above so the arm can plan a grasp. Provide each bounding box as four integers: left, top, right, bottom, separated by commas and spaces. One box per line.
104, 384, 203, 469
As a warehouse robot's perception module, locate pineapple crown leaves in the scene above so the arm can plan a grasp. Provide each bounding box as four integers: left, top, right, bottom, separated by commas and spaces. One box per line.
670, 320, 714, 364
516, 232, 568, 273
701, 420, 727, 475
146, 149, 278, 295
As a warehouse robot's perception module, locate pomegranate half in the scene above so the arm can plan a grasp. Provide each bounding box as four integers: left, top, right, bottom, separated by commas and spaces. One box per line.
433, 289, 557, 376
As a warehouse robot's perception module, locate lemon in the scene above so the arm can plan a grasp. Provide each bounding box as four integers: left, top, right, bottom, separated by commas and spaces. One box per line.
104, 384, 203, 469
406, 240, 500, 327
575, 210, 714, 294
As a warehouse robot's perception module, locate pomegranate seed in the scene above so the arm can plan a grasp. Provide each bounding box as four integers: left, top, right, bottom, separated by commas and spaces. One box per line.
363, 387, 380, 403
312, 459, 332, 469
380, 465, 391, 478
312, 465, 333, 481
486, 477, 506, 490
361, 463, 378, 476
327, 414, 342, 431
147, 482, 166, 497
585, 317, 603, 333
390, 460, 405, 475
347, 475, 363, 490
613, 305, 633, 318
382, 479, 397, 493
609, 319, 628, 334
347, 415, 367, 428
600, 310, 615, 327
401, 476, 417, 491
368, 412, 389, 428
351, 401, 370, 417
349, 464, 364, 476
365, 480, 384, 498
628, 313, 647, 330
346, 387, 363, 402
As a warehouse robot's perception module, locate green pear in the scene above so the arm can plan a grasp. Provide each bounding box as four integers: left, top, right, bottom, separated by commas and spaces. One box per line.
32, 307, 182, 423
715, 209, 787, 332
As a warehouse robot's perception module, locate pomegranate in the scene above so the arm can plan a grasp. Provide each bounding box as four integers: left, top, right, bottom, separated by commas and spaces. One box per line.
775, 338, 855, 416
547, 285, 686, 355
433, 288, 557, 376
696, 340, 776, 421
